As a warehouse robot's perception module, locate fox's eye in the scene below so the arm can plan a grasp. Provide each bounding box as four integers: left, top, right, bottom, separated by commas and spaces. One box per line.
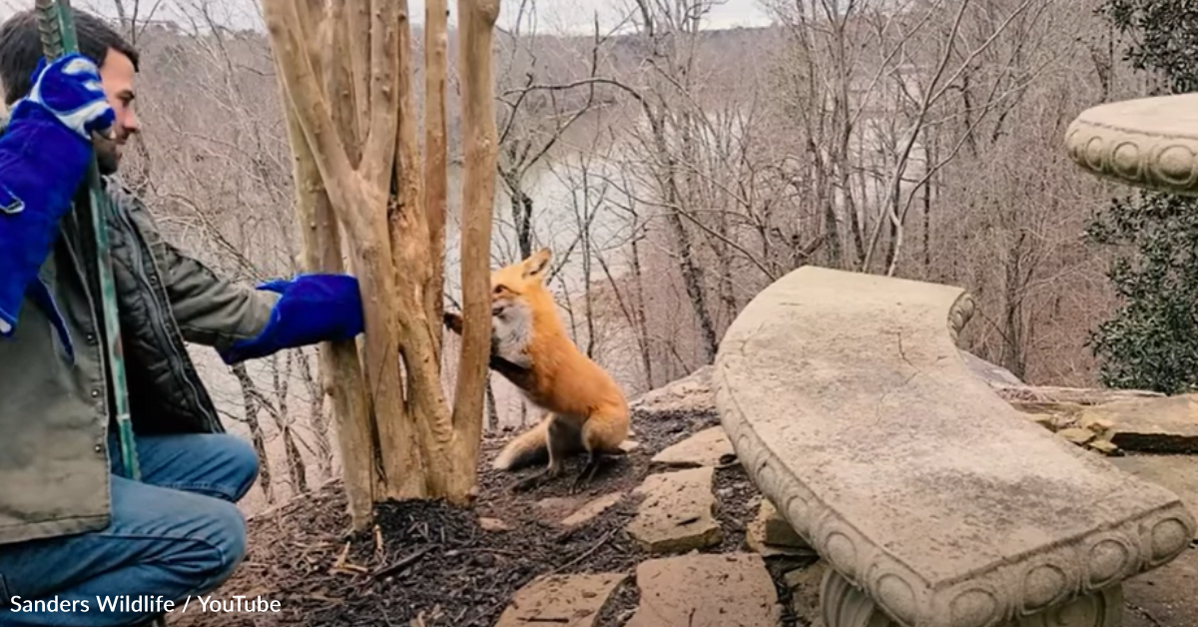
493, 285, 505, 294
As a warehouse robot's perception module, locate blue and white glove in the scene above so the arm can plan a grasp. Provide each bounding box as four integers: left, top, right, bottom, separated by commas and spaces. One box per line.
216, 274, 366, 364
0, 52, 114, 339
27, 54, 115, 140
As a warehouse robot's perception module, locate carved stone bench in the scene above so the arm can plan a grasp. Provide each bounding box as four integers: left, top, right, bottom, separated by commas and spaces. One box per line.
712, 266, 1196, 627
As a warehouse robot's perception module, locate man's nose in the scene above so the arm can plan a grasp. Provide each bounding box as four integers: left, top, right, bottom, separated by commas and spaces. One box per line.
122, 110, 140, 134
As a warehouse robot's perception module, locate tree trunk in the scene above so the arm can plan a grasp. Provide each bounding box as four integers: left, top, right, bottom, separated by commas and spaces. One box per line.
271, 353, 308, 495
448, 0, 501, 494
281, 78, 377, 526
485, 379, 499, 433
231, 363, 272, 503
629, 227, 654, 389
296, 348, 334, 482
263, 0, 500, 520
424, 0, 449, 357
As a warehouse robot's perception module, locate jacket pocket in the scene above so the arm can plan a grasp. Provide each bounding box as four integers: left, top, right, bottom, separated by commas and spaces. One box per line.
27, 277, 74, 365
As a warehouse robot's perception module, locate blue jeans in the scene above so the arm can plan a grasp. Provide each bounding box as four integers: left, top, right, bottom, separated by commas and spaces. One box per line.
0, 430, 258, 626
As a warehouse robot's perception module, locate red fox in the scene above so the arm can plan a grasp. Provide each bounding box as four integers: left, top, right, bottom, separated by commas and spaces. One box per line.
444, 248, 630, 492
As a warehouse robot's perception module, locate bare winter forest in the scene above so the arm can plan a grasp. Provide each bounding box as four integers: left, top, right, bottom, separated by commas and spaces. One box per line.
0, 0, 1163, 515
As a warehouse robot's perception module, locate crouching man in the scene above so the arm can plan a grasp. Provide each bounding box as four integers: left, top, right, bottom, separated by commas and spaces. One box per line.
0, 8, 364, 626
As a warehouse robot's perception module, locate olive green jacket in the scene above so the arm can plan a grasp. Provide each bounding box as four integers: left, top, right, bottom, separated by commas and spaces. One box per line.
0, 160, 279, 546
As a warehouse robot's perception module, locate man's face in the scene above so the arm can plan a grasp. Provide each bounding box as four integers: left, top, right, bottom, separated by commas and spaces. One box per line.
93, 48, 138, 175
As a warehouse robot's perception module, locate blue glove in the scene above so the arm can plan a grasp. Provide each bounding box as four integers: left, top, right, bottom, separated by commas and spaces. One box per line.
217, 273, 365, 364
0, 53, 115, 338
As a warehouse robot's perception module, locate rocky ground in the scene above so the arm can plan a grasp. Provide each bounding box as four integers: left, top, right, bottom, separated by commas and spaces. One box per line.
170, 367, 809, 627
170, 359, 1198, 627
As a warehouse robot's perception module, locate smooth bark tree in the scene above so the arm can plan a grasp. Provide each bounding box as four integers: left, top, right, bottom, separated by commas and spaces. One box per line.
262, 0, 500, 529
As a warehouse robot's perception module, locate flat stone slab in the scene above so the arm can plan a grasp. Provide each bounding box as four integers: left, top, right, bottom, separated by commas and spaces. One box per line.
625, 553, 782, 627
745, 498, 815, 559
758, 498, 808, 548
629, 365, 715, 418
713, 266, 1197, 627
496, 572, 627, 627
651, 426, 735, 467
1065, 93, 1198, 196
479, 517, 511, 532
1007, 400, 1127, 455
535, 495, 589, 523
626, 467, 722, 554
746, 514, 816, 559
996, 384, 1163, 406
1080, 394, 1198, 453
560, 491, 625, 528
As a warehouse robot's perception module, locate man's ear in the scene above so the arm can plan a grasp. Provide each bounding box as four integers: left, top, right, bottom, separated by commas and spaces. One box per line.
523, 248, 551, 279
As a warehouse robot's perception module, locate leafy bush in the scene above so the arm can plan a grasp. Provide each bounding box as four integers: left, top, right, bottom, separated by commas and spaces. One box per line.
1085, 0, 1198, 394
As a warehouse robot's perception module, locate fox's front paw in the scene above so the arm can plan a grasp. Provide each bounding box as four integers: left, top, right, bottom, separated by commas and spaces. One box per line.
508, 350, 533, 369
443, 310, 463, 334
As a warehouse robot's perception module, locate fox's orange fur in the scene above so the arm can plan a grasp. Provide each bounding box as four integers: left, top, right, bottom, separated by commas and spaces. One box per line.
444, 248, 630, 489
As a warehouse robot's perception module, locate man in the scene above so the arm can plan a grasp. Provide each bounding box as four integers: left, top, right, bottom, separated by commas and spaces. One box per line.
0, 9, 364, 626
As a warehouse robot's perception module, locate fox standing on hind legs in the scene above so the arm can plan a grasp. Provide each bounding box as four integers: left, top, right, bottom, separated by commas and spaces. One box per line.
444, 248, 630, 492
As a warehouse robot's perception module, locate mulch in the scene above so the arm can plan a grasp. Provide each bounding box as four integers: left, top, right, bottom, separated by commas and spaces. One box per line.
169, 406, 807, 627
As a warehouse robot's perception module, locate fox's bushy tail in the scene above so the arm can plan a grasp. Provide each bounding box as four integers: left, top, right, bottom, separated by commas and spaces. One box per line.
491, 417, 552, 471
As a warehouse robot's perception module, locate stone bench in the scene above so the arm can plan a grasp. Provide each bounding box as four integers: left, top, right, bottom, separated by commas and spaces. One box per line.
712, 266, 1196, 627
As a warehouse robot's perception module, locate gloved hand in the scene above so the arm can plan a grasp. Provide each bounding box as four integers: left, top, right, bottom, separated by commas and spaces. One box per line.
217, 274, 366, 364
25, 53, 116, 140
0, 53, 115, 338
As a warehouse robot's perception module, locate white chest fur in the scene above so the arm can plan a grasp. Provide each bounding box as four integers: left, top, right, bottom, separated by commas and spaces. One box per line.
492, 301, 534, 368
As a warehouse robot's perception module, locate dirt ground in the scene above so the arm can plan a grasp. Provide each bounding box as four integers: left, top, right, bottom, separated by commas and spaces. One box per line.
170, 406, 810, 627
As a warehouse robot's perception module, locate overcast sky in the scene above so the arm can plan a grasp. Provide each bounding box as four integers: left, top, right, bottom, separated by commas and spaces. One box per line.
0, 0, 775, 36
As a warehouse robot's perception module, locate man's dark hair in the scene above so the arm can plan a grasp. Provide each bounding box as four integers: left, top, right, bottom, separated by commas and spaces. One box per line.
0, 8, 138, 105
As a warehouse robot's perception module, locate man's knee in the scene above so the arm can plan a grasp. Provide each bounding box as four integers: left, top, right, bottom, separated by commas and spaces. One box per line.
193, 499, 248, 587
138, 496, 247, 597
212, 434, 259, 501
0, 479, 251, 611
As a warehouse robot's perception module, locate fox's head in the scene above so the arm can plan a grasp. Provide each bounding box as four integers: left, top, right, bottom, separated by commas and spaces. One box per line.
491, 248, 552, 318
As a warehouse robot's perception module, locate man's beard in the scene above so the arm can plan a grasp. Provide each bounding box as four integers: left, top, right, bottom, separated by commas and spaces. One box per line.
92, 133, 121, 176
97, 149, 119, 175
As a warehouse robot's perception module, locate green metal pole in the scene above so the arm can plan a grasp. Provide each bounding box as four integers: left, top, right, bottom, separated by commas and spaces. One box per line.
34, 0, 140, 481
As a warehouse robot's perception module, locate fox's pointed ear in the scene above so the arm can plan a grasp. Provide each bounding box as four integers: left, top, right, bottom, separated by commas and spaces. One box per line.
523, 248, 552, 280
